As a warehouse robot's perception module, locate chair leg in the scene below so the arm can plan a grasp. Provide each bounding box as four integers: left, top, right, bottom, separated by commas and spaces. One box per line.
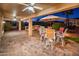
45, 40, 51, 48
40, 36, 42, 40
61, 38, 65, 47
56, 36, 60, 43
40, 36, 44, 42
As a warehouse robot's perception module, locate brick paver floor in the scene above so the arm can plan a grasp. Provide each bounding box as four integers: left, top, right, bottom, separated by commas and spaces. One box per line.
0, 31, 79, 56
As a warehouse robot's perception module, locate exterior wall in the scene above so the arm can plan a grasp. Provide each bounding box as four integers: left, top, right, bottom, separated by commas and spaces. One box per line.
75, 19, 79, 27
69, 19, 79, 27
64, 19, 79, 27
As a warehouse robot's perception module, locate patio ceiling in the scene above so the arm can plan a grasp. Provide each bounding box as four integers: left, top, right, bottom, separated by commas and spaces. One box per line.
0, 3, 56, 20
0, 3, 79, 21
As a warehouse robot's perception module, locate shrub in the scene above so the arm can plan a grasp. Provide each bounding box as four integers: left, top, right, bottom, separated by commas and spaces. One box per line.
52, 23, 61, 30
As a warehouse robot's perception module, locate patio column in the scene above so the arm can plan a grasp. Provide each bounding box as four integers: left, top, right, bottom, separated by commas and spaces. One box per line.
1, 17, 4, 34
18, 20, 21, 31
28, 17, 32, 36
0, 16, 4, 38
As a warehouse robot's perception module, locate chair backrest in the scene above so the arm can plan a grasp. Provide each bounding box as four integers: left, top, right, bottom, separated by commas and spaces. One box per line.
39, 26, 45, 34
59, 27, 64, 32
64, 28, 68, 34
63, 28, 68, 37
57, 28, 68, 37
45, 28, 55, 39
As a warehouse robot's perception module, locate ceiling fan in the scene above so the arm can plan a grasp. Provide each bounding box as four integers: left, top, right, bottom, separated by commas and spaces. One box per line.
12, 10, 20, 21
19, 3, 43, 13
3, 10, 19, 21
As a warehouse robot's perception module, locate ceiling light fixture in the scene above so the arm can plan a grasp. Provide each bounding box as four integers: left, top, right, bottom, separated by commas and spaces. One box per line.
27, 6, 35, 13
28, 7, 33, 11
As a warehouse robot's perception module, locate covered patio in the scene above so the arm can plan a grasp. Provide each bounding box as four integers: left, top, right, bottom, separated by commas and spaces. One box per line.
0, 3, 79, 56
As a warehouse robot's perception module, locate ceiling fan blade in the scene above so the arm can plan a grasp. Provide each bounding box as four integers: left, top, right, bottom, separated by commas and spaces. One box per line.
18, 3, 29, 6
12, 10, 16, 17
31, 8, 35, 13
34, 6, 43, 10
22, 7, 28, 11
16, 16, 21, 19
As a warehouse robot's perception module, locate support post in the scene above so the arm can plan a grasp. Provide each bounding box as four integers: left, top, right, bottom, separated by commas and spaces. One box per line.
18, 20, 21, 31
28, 18, 32, 37
0, 16, 4, 39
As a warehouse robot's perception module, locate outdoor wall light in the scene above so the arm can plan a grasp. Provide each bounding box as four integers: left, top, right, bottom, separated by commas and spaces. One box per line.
13, 18, 17, 21
2, 21, 6, 23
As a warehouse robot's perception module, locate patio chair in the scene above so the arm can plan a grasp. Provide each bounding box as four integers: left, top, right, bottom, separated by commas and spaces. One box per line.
45, 28, 56, 49
56, 28, 68, 46
39, 26, 46, 42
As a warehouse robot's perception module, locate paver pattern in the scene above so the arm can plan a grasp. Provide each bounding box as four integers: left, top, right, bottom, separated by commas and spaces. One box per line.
0, 31, 79, 56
